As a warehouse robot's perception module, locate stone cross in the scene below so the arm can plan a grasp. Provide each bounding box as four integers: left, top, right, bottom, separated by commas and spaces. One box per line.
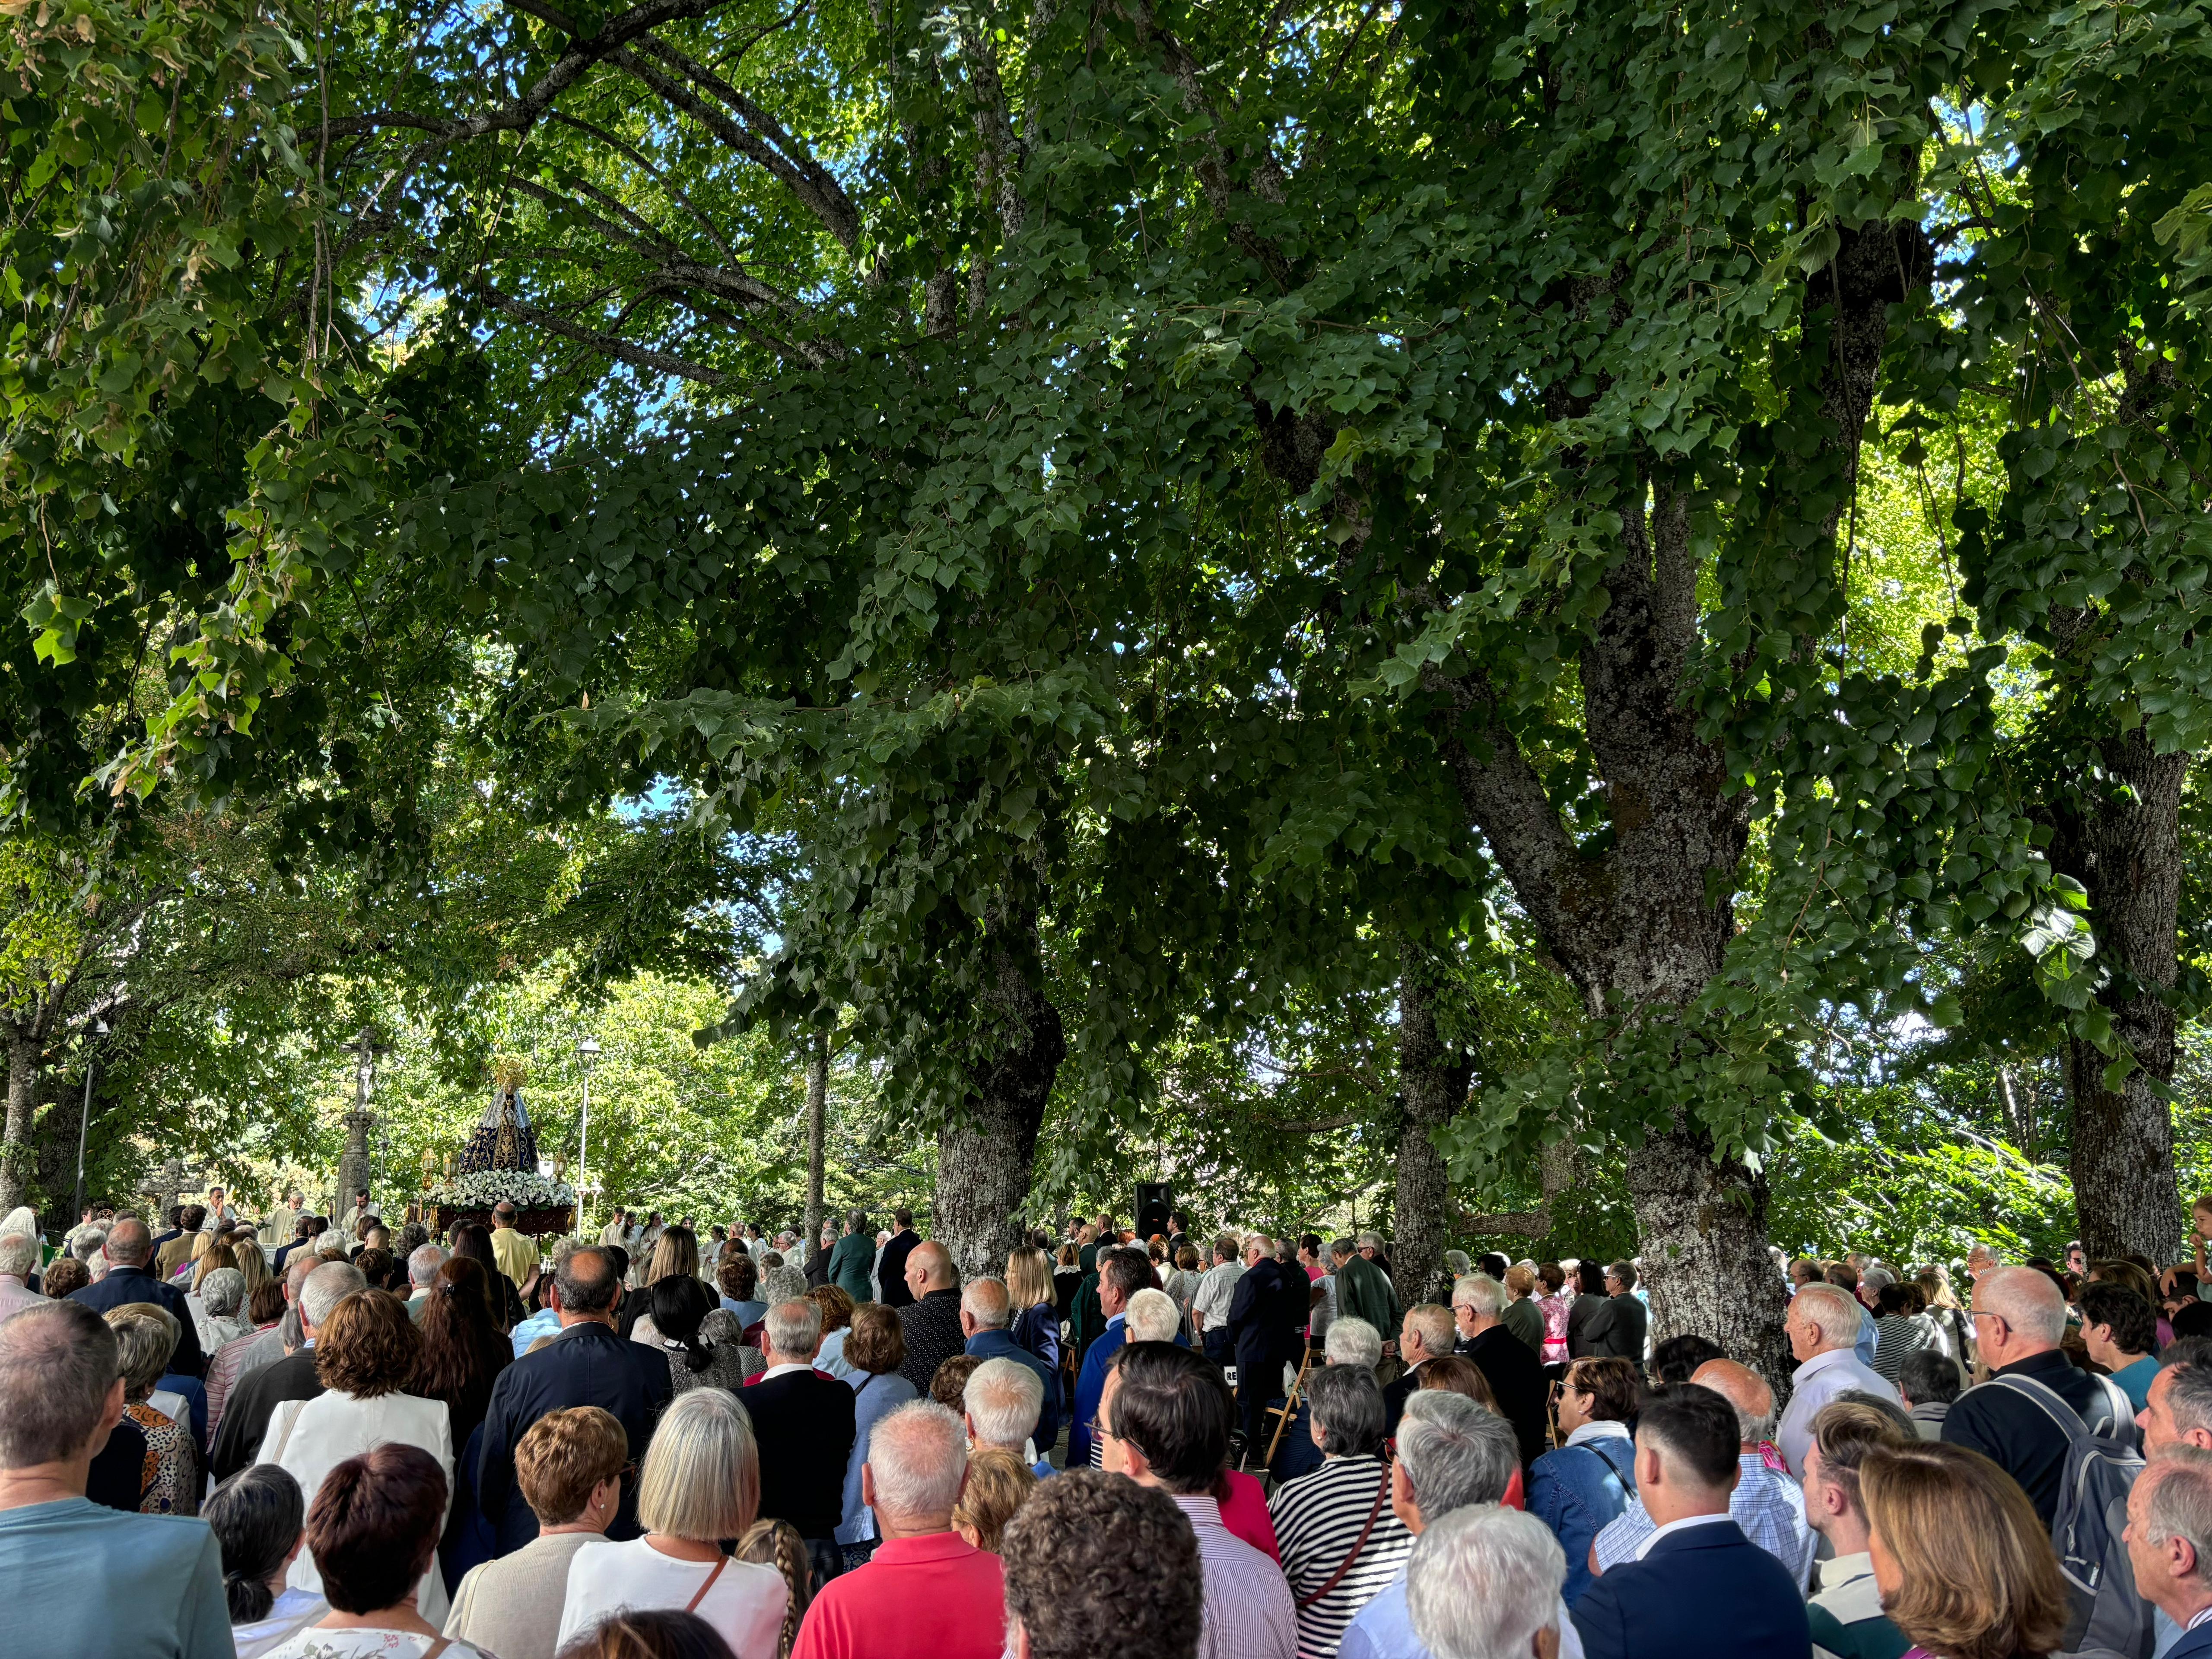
149, 1155, 202, 1219
335, 1026, 389, 1214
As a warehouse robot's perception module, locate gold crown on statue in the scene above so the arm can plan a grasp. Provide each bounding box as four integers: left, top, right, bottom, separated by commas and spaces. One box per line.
491, 1054, 529, 1092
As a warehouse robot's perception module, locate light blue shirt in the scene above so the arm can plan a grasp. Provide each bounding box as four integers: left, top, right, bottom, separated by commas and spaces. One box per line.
509, 1306, 561, 1357
0, 1497, 232, 1659
1340, 1564, 1586, 1659
1855, 1303, 1879, 1369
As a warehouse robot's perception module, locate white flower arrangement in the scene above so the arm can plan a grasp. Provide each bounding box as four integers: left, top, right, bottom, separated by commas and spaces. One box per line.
420, 1169, 576, 1208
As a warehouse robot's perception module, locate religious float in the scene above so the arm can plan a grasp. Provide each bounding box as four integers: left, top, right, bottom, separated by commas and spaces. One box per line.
417, 1058, 576, 1236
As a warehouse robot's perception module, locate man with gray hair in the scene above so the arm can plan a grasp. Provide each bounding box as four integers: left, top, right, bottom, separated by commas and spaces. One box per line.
2126, 1444, 2212, 1659
0, 1302, 234, 1658
404, 1242, 448, 1323
965, 1355, 1049, 1471
1404, 1505, 1571, 1659
236, 1253, 320, 1383
961, 1275, 1059, 1450
793, 1399, 1009, 1658
1191, 1233, 1246, 1365
1341, 1389, 1538, 1658
1945, 1262, 2125, 1531
65, 1215, 207, 1379
1776, 1280, 1898, 1477
1452, 1274, 1550, 1468
747, 1295, 857, 1589
0, 1228, 43, 1321
208, 1258, 365, 1480
1384, 1302, 1459, 1434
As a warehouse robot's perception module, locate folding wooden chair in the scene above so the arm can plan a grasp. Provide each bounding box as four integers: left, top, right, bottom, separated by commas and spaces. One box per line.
1253, 1343, 1316, 1474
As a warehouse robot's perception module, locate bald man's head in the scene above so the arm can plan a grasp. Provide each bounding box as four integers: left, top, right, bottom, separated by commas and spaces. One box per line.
908, 1240, 958, 1292
102, 1219, 151, 1267
1973, 1265, 2067, 1351
1691, 1358, 1775, 1449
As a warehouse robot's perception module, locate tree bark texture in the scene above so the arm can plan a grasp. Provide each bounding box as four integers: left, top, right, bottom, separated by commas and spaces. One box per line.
0, 1028, 40, 1217
934, 913, 1067, 1281
2050, 730, 2187, 1261
1622, 1121, 1794, 1386
1395, 941, 1475, 1309
803, 1027, 829, 1248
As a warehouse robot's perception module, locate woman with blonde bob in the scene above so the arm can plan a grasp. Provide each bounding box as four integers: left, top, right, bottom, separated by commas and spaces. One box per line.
1862, 1440, 2068, 1659
1005, 1245, 1061, 1370
556, 1389, 789, 1659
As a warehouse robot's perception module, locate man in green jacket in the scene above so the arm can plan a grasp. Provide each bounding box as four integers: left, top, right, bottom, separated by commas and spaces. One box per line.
829, 1209, 878, 1303
1332, 1235, 1401, 1339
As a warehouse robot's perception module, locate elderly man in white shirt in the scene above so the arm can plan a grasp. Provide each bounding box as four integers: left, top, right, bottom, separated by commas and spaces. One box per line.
1775, 1281, 1899, 1477
1189, 1235, 1246, 1363
0, 1230, 44, 1321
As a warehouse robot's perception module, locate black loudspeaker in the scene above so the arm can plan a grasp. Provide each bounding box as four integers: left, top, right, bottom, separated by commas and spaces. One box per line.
1135, 1182, 1173, 1240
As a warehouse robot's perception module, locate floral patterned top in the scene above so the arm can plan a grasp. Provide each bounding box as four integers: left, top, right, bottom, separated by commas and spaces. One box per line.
261, 1630, 490, 1658
124, 1399, 199, 1517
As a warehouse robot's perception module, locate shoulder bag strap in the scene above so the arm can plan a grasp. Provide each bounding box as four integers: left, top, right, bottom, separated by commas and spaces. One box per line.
421, 1640, 451, 1659
1986, 1372, 2093, 1444
685, 1555, 729, 1613
1297, 1468, 1392, 1611
1586, 1440, 1633, 1487
268, 1398, 306, 1466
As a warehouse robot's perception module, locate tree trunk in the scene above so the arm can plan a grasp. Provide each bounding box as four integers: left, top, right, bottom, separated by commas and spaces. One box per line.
2053, 731, 2187, 1260
935, 913, 1066, 1281
803, 1027, 829, 1247
1395, 941, 1473, 1309
0, 1027, 41, 1217
1624, 1121, 1794, 1385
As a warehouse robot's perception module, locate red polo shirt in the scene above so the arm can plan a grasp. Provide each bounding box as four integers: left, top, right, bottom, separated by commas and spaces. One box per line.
791, 1531, 1006, 1659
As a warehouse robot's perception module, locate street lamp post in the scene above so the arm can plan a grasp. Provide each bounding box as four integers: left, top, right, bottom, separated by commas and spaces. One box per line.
71, 1018, 108, 1222
576, 1036, 601, 1233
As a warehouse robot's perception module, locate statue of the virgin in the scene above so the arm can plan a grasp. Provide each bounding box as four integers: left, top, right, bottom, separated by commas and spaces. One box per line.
459, 1055, 541, 1174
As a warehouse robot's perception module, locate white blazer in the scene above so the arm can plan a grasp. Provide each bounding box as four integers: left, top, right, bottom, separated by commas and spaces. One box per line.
256, 1388, 455, 1622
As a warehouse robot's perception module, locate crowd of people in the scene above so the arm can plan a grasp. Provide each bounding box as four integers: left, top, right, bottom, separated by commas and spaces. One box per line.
8, 1189, 2212, 1659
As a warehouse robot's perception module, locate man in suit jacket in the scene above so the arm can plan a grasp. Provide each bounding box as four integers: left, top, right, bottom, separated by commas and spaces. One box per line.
877, 1209, 922, 1309
208, 1259, 365, 1480
477, 1245, 671, 1555
153, 1205, 207, 1281
1582, 1261, 1649, 1368
744, 1294, 856, 1588
2132, 1450, 2212, 1659
1382, 1302, 1457, 1436
1225, 1235, 1300, 1453
69, 1219, 207, 1379
1451, 1275, 1551, 1468
1572, 1387, 1810, 1659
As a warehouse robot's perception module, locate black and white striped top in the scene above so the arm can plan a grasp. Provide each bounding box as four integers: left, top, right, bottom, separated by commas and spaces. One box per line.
1265, 1453, 1414, 1659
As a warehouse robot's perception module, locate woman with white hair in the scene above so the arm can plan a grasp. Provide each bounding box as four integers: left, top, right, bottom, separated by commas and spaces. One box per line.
556, 1388, 789, 1657
189, 1265, 253, 1355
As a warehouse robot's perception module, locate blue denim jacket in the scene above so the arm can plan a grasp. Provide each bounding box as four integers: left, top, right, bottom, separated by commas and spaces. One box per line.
1527, 1432, 1638, 1607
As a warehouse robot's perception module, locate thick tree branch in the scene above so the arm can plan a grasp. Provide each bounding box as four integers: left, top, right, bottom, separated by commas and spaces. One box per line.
619, 37, 863, 251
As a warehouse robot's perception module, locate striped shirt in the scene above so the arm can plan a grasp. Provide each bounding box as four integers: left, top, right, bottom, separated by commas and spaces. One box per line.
1170, 1494, 1298, 1659
1266, 1454, 1413, 1659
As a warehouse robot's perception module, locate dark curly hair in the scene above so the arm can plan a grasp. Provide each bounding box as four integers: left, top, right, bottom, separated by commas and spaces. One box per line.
715, 1252, 757, 1302
314, 1289, 423, 1398
1002, 1468, 1201, 1659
